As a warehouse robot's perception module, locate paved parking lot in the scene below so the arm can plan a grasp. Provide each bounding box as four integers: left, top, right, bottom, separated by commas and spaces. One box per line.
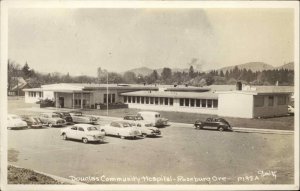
8, 120, 294, 184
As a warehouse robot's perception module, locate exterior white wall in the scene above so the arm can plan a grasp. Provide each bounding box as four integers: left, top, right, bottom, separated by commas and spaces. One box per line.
43, 91, 54, 100
253, 95, 289, 117
218, 93, 254, 118
126, 98, 218, 115
24, 91, 42, 103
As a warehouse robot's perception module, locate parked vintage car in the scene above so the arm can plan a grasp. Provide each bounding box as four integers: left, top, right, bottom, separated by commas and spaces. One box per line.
21, 115, 45, 128
102, 121, 142, 139
7, 114, 28, 130
61, 124, 105, 144
288, 105, 294, 115
38, 113, 66, 127
69, 111, 98, 124
194, 117, 232, 131
129, 121, 161, 137
137, 111, 168, 127
53, 112, 73, 124
123, 115, 144, 121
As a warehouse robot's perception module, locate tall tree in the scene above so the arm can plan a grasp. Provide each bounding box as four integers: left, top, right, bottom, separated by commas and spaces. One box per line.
161, 67, 172, 84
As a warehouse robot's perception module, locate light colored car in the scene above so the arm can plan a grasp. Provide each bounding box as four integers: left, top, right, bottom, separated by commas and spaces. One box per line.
69, 111, 98, 124
288, 105, 294, 115
38, 113, 66, 127
129, 121, 161, 137
137, 111, 168, 127
61, 124, 105, 144
8, 114, 28, 130
102, 121, 142, 139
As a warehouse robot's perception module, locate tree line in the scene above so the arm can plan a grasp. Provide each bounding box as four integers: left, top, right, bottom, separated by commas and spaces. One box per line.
8, 60, 294, 90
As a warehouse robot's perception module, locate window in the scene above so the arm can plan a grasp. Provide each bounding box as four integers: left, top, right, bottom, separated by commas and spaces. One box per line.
277, 95, 287, 105
190, 99, 195, 107
160, 97, 164, 105
185, 99, 189, 106
180, 99, 184, 106
78, 127, 84, 131
112, 94, 115, 103
268, 96, 274, 106
207, 100, 212, 108
150, 97, 154, 104
164, 98, 169, 105
146, 97, 149, 104
141, 97, 144, 104
155, 97, 158, 105
196, 99, 200, 107
71, 127, 77, 130
111, 122, 121, 128
170, 98, 173, 106
124, 96, 127, 103
201, 99, 207, 107
104, 94, 107, 103
213, 100, 218, 108
137, 96, 140, 103
132, 96, 136, 103
108, 94, 111, 103
254, 96, 264, 107
128, 96, 132, 103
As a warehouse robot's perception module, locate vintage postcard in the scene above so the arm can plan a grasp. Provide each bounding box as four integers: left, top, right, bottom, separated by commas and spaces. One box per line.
0, 0, 299, 191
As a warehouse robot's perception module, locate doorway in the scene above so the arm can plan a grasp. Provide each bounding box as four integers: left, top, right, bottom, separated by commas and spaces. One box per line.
59, 97, 64, 108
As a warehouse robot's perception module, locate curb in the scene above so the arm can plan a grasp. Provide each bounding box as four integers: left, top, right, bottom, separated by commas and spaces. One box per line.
9, 164, 86, 185
232, 127, 294, 135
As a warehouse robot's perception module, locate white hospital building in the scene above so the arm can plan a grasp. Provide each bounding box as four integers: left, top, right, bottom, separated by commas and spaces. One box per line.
23, 83, 294, 118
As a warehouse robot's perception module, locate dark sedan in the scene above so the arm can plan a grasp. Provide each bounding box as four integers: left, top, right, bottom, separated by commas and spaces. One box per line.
53, 112, 74, 125
194, 117, 232, 132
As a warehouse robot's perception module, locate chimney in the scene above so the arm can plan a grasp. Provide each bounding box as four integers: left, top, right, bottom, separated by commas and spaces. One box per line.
236, 81, 242, 91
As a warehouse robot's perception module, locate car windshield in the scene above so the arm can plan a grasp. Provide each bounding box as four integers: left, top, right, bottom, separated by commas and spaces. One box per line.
33, 118, 42, 122
52, 114, 60, 118
74, 112, 82, 116
122, 122, 132, 128
136, 116, 143, 120
87, 126, 98, 131
63, 113, 71, 117
145, 123, 153, 127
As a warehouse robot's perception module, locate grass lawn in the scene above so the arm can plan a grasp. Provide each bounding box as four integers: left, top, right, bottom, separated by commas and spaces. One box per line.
8, 97, 294, 130
8, 165, 63, 184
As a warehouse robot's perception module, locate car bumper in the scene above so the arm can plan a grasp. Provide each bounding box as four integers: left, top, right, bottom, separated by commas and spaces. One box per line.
30, 124, 44, 128
88, 136, 105, 142
8, 126, 27, 130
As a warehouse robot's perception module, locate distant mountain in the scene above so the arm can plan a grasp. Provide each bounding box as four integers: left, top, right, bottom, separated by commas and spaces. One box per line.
276, 62, 294, 70
125, 62, 294, 76
217, 62, 274, 72
125, 67, 153, 76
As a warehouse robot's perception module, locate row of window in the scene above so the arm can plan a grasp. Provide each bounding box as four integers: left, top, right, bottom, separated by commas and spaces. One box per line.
104, 94, 116, 104
179, 98, 218, 108
123, 96, 218, 108
28, 92, 43, 97
124, 96, 174, 106
254, 95, 287, 107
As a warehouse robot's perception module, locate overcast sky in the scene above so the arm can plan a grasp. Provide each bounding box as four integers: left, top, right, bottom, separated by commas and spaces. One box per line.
8, 8, 294, 76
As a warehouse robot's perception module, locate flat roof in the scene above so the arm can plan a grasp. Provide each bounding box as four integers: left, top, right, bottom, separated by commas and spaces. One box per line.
121, 91, 218, 99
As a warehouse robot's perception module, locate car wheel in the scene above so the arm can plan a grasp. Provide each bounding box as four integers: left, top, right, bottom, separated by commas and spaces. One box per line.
62, 134, 68, 140
195, 125, 201, 129
142, 133, 147, 138
218, 127, 224, 132
82, 138, 88, 144
48, 123, 53, 128
120, 135, 125, 139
